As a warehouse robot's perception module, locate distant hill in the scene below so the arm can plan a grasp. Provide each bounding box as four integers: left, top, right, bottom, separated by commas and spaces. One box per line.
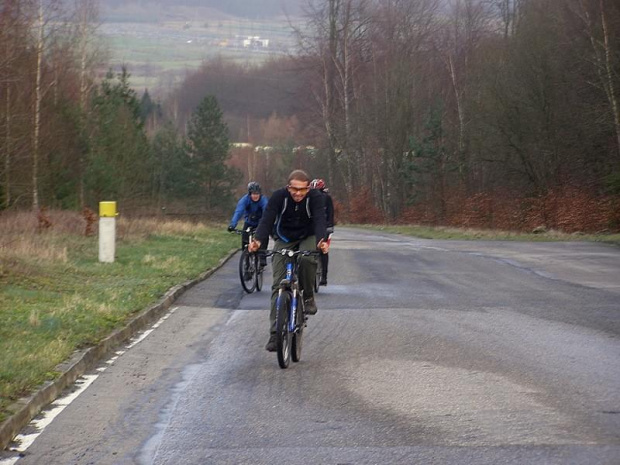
100, 0, 304, 21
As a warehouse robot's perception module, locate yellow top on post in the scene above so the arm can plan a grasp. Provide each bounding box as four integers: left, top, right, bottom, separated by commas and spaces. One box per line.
99, 201, 117, 217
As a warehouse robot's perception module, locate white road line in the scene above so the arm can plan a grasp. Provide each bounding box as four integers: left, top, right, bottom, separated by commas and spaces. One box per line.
0, 307, 179, 464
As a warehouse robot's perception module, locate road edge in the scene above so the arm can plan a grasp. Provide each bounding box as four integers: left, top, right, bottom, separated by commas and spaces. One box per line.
0, 249, 238, 451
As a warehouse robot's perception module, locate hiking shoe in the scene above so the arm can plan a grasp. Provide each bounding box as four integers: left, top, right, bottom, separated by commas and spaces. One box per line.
304, 297, 318, 315
319, 277, 327, 286
265, 334, 276, 352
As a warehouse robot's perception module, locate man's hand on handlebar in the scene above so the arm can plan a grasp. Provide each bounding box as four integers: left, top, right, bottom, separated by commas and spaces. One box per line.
248, 239, 261, 252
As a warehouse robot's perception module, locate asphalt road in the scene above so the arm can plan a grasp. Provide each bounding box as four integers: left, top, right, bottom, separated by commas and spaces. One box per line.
2, 228, 619, 464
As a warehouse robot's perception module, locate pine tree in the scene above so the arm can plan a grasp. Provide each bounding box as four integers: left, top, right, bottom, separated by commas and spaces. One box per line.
85, 67, 151, 203
185, 95, 239, 211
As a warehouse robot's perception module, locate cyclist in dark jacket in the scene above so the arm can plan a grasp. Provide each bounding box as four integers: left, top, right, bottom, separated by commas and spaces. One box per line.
311, 178, 334, 285
228, 181, 269, 266
249, 170, 328, 351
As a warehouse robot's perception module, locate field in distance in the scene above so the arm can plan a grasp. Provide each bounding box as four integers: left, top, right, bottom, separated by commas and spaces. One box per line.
100, 17, 301, 93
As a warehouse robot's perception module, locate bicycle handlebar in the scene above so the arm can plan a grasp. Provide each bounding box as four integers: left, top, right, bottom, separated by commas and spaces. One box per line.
265, 249, 321, 258
231, 227, 255, 235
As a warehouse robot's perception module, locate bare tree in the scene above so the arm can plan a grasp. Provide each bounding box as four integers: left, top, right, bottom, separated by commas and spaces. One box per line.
72, 0, 102, 207
365, 0, 440, 217
293, 0, 342, 187
495, 0, 522, 38
435, 0, 494, 186
0, 0, 25, 208
295, 0, 372, 198
25, 0, 65, 210
572, 0, 620, 160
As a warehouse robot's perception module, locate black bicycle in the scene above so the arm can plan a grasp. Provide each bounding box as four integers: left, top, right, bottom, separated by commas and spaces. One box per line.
314, 259, 322, 293
270, 248, 320, 369
233, 227, 264, 293
314, 233, 332, 292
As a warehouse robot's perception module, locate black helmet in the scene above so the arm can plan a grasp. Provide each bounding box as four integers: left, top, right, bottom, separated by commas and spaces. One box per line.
248, 181, 261, 194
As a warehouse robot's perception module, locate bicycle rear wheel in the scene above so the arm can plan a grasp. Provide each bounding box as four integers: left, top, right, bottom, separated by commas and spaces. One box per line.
255, 254, 263, 292
275, 291, 292, 369
239, 250, 256, 293
314, 260, 321, 293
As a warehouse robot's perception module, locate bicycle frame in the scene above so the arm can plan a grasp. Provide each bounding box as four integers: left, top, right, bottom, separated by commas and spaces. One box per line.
273, 248, 320, 335
283, 259, 300, 333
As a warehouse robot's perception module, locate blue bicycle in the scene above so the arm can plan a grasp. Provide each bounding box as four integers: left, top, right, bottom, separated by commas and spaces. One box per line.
270, 248, 320, 369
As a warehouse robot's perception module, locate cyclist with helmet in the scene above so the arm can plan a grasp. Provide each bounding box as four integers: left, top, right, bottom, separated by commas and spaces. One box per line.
228, 181, 269, 267
311, 178, 334, 285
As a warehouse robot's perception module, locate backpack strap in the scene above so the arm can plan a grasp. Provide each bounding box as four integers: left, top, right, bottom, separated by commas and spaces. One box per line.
275, 197, 289, 242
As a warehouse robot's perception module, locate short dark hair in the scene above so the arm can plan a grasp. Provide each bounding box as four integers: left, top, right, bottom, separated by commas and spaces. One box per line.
288, 169, 310, 184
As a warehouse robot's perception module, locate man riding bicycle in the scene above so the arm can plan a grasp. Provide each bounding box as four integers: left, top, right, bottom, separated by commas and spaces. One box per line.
228, 181, 269, 267
248, 170, 329, 352
310, 178, 334, 286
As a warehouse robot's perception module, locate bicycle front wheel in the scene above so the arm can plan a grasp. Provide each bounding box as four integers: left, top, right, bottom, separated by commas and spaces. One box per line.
275, 290, 292, 369
239, 250, 256, 293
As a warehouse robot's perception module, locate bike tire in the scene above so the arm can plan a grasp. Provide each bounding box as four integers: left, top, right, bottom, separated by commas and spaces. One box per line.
275, 291, 292, 369
291, 293, 304, 363
255, 255, 263, 292
239, 250, 256, 293
314, 260, 321, 293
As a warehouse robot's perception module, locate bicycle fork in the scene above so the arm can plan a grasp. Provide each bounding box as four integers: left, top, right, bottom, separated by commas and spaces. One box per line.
284, 262, 297, 333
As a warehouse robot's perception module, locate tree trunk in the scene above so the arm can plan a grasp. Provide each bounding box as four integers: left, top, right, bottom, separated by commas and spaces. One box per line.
599, 0, 620, 160
32, 0, 44, 211
4, 84, 11, 209
326, 0, 339, 188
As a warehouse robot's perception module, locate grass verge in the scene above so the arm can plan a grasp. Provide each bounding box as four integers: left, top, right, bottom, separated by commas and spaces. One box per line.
347, 224, 620, 244
0, 212, 237, 424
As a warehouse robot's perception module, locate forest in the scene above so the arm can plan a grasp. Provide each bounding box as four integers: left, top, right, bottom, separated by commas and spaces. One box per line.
1, 0, 619, 232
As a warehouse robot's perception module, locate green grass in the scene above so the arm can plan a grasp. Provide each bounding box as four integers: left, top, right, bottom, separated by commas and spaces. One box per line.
0, 221, 237, 423
348, 224, 620, 244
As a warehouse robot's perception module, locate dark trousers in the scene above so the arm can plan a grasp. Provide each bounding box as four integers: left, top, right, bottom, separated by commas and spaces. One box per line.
320, 253, 329, 279
269, 236, 317, 334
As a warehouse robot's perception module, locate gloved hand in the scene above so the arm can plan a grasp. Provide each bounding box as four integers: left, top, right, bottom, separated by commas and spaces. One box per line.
227, 226, 235, 232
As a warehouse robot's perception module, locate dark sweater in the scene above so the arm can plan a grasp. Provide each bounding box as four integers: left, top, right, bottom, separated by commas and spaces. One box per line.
324, 192, 334, 228
255, 187, 326, 246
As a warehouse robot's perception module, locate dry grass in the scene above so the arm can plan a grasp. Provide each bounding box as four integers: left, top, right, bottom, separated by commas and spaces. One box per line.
0, 236, 68, 263
0, 211, 75, 264
0, 211, 216, 265
117, 216, 215, 240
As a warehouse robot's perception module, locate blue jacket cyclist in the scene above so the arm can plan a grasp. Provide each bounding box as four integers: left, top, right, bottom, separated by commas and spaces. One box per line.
228, 181, 269, 266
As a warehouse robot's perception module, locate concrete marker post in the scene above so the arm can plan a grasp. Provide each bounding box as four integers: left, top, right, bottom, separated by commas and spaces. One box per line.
99, 201, 117, 263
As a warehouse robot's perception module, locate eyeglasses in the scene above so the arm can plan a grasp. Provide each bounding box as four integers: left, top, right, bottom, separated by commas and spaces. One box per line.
287, 185, 310, 193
